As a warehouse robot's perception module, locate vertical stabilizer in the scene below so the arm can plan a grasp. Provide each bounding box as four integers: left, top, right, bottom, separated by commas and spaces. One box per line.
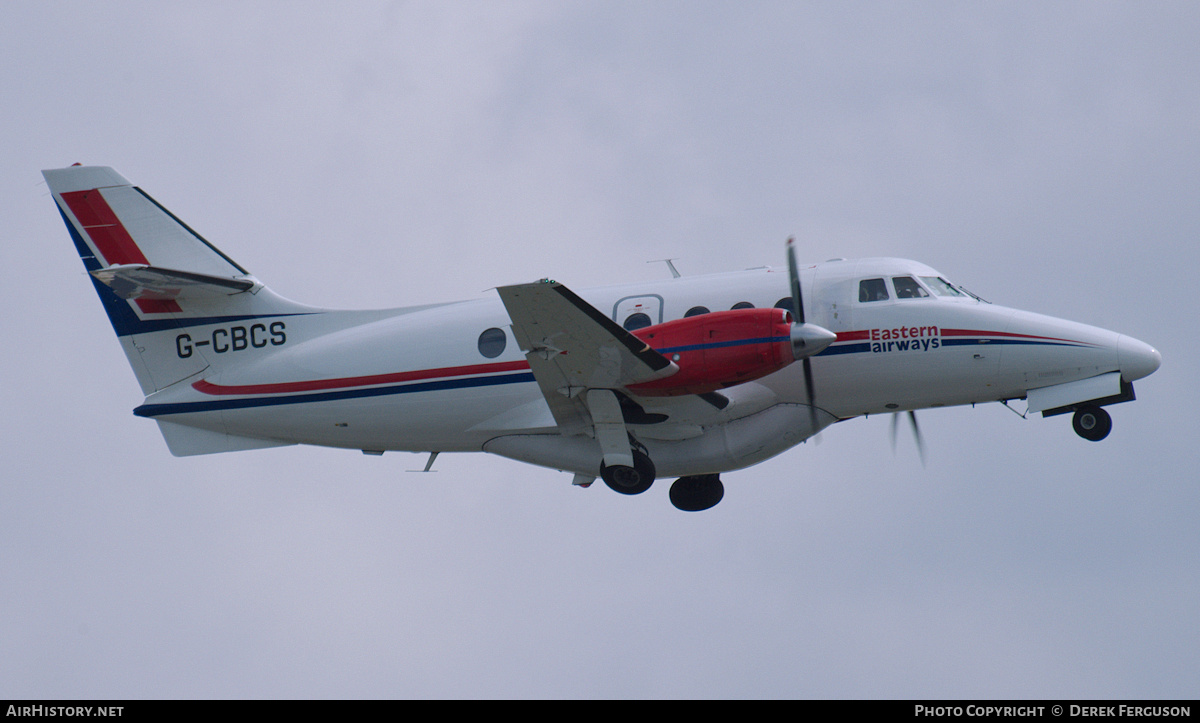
44, 165, 316, 394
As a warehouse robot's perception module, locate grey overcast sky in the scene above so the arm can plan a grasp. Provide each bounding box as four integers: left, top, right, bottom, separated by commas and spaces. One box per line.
3, 1, 1197, 699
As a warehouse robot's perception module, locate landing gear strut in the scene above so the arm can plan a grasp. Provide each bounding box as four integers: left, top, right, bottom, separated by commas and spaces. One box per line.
669, 474, 725, 512
591, 388, 656, 495
1072, 404, 1112, 442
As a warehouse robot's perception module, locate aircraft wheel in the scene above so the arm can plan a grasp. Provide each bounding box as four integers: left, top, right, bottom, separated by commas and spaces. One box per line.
1072, 405, 1112, 442
600, 450, 656, 495
669, 474, 724, 512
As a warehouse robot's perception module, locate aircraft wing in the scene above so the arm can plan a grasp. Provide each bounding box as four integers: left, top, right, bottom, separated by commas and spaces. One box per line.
497, 280, 679, 433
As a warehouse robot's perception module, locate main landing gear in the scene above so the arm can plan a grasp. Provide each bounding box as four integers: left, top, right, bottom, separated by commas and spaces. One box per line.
589, 389, 725, 510
599, 460, 726, 512
594, 439, 725, 512
669, 474, 725, 512
1072, 404, 1112, 442
600, 448, 656, 496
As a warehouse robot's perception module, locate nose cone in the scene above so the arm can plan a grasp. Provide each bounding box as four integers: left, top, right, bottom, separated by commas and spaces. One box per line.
1118, 335, 1162, 382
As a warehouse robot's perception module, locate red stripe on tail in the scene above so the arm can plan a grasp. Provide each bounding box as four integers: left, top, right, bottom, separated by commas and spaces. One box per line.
61, 189, 182, 314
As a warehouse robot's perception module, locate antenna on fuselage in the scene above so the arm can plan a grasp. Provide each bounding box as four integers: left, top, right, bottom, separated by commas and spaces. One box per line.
406, 451, 439, 473
648, 258, 682, 279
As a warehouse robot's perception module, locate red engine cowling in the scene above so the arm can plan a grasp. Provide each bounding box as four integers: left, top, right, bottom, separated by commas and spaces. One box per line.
628, 308, 796, 396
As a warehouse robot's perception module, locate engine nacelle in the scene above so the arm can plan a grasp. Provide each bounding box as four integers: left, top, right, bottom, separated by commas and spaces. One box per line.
628, 308, 796, 396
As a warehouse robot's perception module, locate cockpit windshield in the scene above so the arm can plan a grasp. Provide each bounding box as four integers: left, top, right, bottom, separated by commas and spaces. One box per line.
892, 276, 930, 299
858, 272, 990, 303
919, 276, 965, 297
859, 278, 889, 302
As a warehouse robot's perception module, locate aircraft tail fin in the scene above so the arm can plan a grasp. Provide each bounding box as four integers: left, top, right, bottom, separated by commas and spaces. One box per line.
44, 164, 317, 395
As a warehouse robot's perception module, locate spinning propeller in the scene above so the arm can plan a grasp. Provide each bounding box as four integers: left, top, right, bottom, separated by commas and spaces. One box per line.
890, 410, 927, 466
785, 238, 837, 435
783, 240, 926, 461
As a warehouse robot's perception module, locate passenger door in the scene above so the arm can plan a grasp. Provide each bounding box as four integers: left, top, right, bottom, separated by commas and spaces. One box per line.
612, 294, 664, 331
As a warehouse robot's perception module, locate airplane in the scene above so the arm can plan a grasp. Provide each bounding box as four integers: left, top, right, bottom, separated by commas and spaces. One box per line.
44, 164, 1162, 511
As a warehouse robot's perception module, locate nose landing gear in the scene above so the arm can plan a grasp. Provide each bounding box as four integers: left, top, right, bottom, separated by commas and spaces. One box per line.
1072, 405, 1112, 442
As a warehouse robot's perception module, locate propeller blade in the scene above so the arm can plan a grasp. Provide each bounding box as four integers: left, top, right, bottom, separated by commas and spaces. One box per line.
802, 357, 818, 433
786, 238, 836, 359
786, 237, 805, 324
890, 411, 927, 466
789, 238, 820, 435
908, 411, 926, 467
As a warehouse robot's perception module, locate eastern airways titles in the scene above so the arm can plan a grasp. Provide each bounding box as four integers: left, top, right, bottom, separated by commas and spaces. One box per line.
870, 325, 940, 353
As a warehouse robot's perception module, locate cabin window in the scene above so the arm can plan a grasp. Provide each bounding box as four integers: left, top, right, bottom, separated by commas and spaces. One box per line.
892, 276, 930, 299
773, 297, 795, 315
859, 278, 889, 302
731, 301, 755, 310
477, 327, 507, 358
684, 306, 710, 317
623, 312, 652, 331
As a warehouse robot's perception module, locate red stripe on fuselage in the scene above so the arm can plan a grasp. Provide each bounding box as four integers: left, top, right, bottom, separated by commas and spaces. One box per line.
193, 360, 532, 396
60, 189, 183, 314
940, 328, 1089, 344
832, 328, 1091, 347
840, 328, 1087, 344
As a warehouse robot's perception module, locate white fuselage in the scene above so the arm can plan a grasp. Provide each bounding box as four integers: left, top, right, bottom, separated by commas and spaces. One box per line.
134, 257, 1159, 478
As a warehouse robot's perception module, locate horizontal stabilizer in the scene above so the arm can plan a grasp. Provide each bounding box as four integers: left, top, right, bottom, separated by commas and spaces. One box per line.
91, 264, 256, 301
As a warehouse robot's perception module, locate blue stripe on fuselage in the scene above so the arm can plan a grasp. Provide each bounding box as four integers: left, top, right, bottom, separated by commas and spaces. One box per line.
656, 335, 790, 355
